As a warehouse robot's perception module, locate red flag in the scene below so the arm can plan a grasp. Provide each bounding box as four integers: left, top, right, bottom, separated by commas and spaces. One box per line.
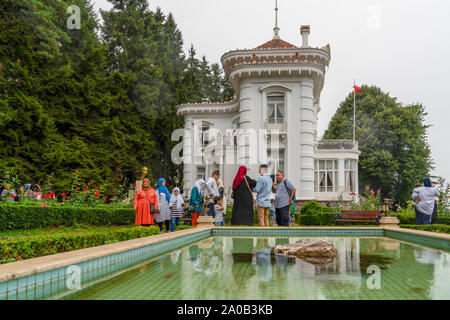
353, 85, 361, 93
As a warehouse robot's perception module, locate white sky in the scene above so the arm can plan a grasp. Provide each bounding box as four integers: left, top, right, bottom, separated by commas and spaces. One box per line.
93, 0, 450, 182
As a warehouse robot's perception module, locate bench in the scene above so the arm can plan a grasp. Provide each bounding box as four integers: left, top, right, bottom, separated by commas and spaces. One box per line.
335, 210, 383, 225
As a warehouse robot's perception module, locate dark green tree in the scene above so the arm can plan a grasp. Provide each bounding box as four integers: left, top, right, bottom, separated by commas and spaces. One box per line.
0, 0, 70, 190
323, 85, 433, 206
0, 0, 235, 195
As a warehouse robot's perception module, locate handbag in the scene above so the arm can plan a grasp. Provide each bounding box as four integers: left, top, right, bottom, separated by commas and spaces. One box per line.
144, 192, 157, 214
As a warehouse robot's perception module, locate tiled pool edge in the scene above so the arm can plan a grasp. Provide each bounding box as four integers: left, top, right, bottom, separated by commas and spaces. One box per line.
212, 227, 384, 237
0, 227, 213, 300
211, 227, 450, 251
1, 226, 449, 300
384, 227, 450, 251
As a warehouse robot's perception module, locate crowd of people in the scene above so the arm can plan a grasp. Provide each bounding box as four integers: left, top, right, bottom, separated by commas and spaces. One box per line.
133, 164, 297, 231
412, 177, 440, 225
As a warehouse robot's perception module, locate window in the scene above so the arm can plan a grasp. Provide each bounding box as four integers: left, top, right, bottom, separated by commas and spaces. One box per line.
344, 160, 357, 193
267, 95, 285, 124
197, 167, 205, 181
201, 126, 209, 147
268, 149, 285, 173
314, 160, 338, 192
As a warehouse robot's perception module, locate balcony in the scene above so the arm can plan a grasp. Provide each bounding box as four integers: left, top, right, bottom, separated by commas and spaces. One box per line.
264, 119, 286, 132
316, 139, 358, 151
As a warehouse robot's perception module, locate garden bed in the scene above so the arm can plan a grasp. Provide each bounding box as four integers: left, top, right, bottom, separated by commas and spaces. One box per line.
0, 226, 160, 263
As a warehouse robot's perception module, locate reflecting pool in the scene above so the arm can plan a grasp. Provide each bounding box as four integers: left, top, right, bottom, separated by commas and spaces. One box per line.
65, 237, 450, 300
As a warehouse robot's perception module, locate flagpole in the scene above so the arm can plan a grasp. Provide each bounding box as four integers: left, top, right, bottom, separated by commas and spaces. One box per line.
353, 80, 356, 142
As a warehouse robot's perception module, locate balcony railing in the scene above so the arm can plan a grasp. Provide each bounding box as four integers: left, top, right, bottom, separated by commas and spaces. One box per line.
264, 119, 286, 132
316, 139, 358, 151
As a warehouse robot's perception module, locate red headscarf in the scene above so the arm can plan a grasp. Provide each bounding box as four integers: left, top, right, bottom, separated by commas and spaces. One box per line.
232, 166, 247, 190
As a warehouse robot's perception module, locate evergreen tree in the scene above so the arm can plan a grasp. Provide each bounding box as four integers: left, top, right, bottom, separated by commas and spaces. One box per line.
0, 0, 70, 190
0, 0, 235, 195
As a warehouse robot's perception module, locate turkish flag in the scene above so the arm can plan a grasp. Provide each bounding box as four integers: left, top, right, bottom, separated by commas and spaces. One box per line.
353, 85, 361, 93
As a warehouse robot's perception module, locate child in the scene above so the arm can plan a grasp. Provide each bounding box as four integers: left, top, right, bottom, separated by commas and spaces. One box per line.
269, 199, 275, 226
213, 196, 224, 227
169, 187, 184, 232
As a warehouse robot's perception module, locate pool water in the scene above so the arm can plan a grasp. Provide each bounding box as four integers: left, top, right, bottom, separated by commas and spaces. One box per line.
65, 237, 450, 300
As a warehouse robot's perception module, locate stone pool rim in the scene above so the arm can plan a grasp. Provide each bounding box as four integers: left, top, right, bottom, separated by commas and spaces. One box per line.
0, 226, 449, 284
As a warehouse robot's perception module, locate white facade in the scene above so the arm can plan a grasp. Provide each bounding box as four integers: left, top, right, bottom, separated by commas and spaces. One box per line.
177, 25, 360, 202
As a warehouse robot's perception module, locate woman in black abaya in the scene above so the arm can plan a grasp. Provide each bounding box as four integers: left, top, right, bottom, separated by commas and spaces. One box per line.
231, 166, 256, 226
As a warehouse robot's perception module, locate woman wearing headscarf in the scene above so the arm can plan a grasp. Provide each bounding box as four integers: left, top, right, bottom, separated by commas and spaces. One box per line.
412, 177, 440, 225
169, 187, 184, 232
155, 178, 171, 232
189, 179, 205, 226
134, 178, 159, 226
231, 166, 257, 226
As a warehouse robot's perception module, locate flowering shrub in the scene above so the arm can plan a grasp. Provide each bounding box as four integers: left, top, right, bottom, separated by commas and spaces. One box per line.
61, 185, 108, 207
436, 177, 449, 213
350, 186, 382, 210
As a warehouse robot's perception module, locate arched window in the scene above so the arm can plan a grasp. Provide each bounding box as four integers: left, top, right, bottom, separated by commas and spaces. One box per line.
267, 94, 285, 124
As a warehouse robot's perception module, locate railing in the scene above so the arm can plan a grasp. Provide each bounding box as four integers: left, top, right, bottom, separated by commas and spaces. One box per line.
264, 119, 286, 132
202, 134, 237, 149
316, 139, 358, 151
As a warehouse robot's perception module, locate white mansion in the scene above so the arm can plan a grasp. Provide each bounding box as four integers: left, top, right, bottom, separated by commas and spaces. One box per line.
177, 24, 360, 203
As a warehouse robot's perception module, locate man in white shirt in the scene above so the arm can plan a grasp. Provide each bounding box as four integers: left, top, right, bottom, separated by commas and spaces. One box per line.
205, 170, 220, 218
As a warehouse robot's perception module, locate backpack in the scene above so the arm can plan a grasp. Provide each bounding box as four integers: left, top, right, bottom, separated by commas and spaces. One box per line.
283, 180, 296, 202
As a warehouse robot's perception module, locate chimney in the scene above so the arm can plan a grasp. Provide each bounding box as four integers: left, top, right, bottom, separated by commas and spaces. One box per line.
300, 25, 310, 48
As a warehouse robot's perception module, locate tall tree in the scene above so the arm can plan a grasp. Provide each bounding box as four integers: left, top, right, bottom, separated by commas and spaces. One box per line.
0, 0, 71, 189
0, 0, 235, 194
323, 85, 433, 206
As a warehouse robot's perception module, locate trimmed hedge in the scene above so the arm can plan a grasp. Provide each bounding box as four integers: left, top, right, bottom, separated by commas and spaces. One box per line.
296, 212, 336, 226
0, 226, 160, 262
400, 224, 450, 234
390, 212, 450, 225
0, 204, 135, 231
300, 201, 334, 215
295, 201, 336, 226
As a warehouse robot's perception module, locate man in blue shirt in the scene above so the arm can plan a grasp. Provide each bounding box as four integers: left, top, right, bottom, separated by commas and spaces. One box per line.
272, 170, 296, 226
253, 164, 273, 226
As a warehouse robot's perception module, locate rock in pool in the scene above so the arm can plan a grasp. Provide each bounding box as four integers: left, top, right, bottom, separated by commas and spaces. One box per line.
273, 239, 337, 266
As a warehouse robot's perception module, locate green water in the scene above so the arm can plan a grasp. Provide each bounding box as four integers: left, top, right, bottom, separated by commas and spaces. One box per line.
65, 237, 450, 300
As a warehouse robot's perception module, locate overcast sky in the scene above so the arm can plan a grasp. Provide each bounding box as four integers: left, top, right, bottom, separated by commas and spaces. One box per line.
92, 0, 450, 183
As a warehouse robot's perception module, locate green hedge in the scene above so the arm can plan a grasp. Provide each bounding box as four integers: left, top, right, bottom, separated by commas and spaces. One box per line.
295, 201, 336, 226
0, 226, 160, 262
400, 224, 450, 234
295, 212, 336, 226
0, 204, 136, 231
175, 225, 194, 231
300, 201, 334, 215
390, 212, 450, 225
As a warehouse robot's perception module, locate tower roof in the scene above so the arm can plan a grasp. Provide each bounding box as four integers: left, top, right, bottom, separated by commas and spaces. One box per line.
255, 38, 298, 50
